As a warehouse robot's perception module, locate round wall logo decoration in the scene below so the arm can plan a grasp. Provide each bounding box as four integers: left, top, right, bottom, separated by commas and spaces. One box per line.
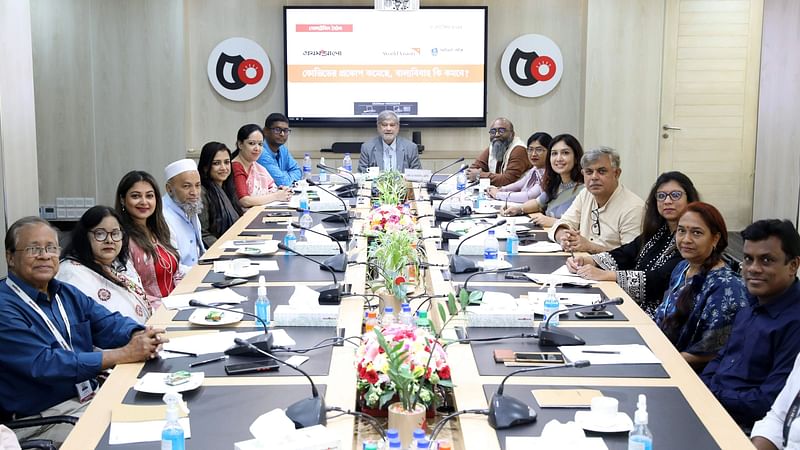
500, 34, 563, 98
207, 37, 271, 101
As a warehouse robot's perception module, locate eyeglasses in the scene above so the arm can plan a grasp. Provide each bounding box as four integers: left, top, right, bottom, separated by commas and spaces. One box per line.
591, 208, 601, 236
16, 245, 60, 257
655, 191, 684, 202
527, 146, 547, 154
269, 127, 292, 135
90, 228, 124, 242
488, 127, 508, 136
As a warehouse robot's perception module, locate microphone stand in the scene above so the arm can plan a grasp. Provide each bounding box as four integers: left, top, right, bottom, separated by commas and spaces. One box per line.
187, 300, 273, 357
449, 219, 507, 274
461, 265, 530, 295
434, 180, 479, 221
233, 338, 326, 428
488, 360, 591, 429
440, 213, 498, 241
426, 157, 465, 193
538, 297, 625, 346
305, 180, 351, 225
428, 163, 468, 200
317, 163, 357, 197
278, 243, 342, 304
290, 223, 347, 272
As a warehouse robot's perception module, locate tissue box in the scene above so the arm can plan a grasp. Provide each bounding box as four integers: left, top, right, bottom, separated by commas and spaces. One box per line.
447, 239, 484, 256
311, 201, 345, 212
273, 305, 339, 327
465, 306, 536, 327
234, 425, 340, 450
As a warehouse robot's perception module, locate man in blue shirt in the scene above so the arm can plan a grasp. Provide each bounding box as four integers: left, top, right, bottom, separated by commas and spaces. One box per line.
701, 219, 800, 430
0, 217, 167, 445
257, 112, 302, 186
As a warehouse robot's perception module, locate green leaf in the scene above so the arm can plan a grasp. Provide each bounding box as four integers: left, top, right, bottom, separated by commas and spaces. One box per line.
379, 389, 397, 408
437, 379, 454, 388
446, 293, 458, 316
459, 288, 470, 309
469, 290, 484, 304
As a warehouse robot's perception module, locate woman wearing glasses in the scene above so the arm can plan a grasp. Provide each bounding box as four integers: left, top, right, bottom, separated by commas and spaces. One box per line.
566, 171, 700, 317
486, 132, 551, 203
654, 202, 748, 371
231, 124, 293, 208
57, 206, 151, 324
501, 133, 585, 227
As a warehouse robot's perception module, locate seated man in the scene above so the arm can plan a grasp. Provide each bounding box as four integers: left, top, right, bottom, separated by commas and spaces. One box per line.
0, 217, 166, 445
549, 146, 644, 254
162, 158, 206, 269
701, 219, 800, 431
257, 112, 302, 186
465, 117, 530, 187
752, 353, 800, 449
358, 110, 421, 173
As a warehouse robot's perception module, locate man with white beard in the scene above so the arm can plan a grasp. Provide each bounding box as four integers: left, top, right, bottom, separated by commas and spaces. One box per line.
466, 117, 531, 187
162, 159, 206, 269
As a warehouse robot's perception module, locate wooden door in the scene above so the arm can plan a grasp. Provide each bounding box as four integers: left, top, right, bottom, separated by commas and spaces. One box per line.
658, 0, 763, 230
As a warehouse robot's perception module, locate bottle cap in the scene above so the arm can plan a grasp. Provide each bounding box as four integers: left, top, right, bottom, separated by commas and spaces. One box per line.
367, 311, 377, 318
412, 428, 425, 439
488, 230, 495, 235
401, 303, 411, 312
418, 311, 428, 319
386, 428, 399, 439
384, 306, 394, 313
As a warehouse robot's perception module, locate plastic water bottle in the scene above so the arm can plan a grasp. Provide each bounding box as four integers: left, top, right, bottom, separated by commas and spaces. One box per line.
343, 153, 353, 172
303, 153, 312, 180
386, 428, 399, 442
365, 311, 378, 332
387, 438, 402, 449
456, 169, 467, 203
161, 391, 185, 450
299, 209, 313, 241
399, 303, 414, 327
255, 275, 270, 327
416, 311, 432, 333
298, 189, 309, 211
628, 394, 653, 450
410, 428, 426, 450
319, 156, 328, 183
416, 439, 430, 449
483, 230, 499, 270
474, 188, 485, 209
362, 441, 378, 450
283, 224, 297, 249
542, 282, 560, 327
382, 306, 396, 327
506, 218, 519, 255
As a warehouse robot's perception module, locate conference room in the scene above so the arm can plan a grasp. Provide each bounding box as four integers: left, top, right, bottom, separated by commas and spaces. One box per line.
1, 1, 799, 449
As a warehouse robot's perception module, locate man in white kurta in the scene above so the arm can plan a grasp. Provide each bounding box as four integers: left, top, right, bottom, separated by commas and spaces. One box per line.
162, 159, 206, 270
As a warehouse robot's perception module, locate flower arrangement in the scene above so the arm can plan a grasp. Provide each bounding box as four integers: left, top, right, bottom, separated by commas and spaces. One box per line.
367, 205, 417, 234
356, 324, 452, 411
374, 170, 408, 206
367, 230, 424, 300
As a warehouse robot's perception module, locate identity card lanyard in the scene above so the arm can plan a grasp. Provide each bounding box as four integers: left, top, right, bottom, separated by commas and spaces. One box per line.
6, 278, 72, 350
783, 390, 800, 446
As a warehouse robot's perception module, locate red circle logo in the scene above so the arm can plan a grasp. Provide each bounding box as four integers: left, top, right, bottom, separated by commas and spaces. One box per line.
237, 59, 264, 85
531, 56, 556, 82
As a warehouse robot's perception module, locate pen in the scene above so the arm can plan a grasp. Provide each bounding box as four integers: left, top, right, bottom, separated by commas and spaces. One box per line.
581, 350, 620, 354
189, 355, 228, 368
162, 349, 198, 357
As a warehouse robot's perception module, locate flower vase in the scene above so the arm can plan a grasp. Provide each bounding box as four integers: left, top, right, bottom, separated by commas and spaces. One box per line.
387, 402, 427, 448
378, 290, 402, 316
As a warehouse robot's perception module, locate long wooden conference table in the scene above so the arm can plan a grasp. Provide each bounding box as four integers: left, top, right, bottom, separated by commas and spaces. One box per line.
61, 182, 754, 450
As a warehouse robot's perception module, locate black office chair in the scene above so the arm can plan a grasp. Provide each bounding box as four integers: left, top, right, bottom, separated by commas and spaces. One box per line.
4, 415, 78, 450
722, 251, 742, 274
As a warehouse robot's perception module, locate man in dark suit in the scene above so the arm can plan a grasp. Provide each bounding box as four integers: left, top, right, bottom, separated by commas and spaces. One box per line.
357, 110, 421, 173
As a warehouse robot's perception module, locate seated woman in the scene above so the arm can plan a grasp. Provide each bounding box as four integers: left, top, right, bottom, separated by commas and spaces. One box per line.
501, 133, 584, 227
486, 132, 551, 203
566, 171, 700, 317
654, 202, 748, 371
231, 124, 292, 208
115, 170, 181, 306
198, 141, 242, 247
57, 206, 151, 324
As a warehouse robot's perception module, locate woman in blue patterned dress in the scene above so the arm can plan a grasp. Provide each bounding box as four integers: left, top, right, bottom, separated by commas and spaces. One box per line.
654, 202, 748, 372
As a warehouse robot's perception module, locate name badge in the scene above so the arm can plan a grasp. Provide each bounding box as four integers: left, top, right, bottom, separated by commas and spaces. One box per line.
76, 380, 95, 403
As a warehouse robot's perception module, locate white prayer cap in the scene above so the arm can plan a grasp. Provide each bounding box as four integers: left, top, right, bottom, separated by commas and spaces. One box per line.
164, 159, 197, 181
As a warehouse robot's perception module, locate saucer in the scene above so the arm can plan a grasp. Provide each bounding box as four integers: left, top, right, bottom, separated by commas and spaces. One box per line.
574, 410, 633, 433
187, 308, 243, 326
474, 206, 498, 215
134, 372, 204, 394
224, 267, 260, 279
235, 241, 279, 256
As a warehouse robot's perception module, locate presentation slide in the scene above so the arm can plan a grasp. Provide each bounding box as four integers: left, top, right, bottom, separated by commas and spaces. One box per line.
284, 7, 487, 126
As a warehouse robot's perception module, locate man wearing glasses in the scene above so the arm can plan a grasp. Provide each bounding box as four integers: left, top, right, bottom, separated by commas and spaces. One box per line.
257, 112, 303, 187
466, 117, 531, 187
549, 147, 644, 254
358, 110, 421, 173
0, 217, 167, 445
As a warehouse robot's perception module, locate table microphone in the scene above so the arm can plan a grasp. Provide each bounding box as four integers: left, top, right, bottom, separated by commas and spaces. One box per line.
461, 265, 530, 294
305, 180, 351, 224
488, 360, 591, 429
316, 163, 357, 197
441, 214, 498, 240
277, 243, 341, 304
538, 297, 625, 346
435, 180, 479, 221
289, 223, 347, 272
233, 338, 326, 428
187, 300, 273, 357
449, 219, 507, 274
290, 221, 350, 242
426, 157, 465, 192
428, 164, 468, 200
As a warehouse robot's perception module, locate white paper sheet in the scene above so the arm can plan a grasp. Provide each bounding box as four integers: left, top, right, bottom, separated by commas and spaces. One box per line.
523, 273, 597, 287
236, 330, 297, 347
559, 344, 662, 365
506, 436, 607, 450
161, 331, 237, 356
527, 291, 602, 306
306, 224, 334, 243
519, 242, 564, 253
109, 418, 191, 444
221, 239, 279, 249
162, 288, 246, 310
213, 260, 279, 273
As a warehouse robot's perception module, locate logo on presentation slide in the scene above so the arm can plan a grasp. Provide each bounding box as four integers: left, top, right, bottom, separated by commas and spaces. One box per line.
500, 34, 563, 98
207, 37, 270, 102
302, 49, 342, 56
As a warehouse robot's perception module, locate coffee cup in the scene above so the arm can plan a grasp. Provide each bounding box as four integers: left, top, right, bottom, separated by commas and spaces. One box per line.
589, 396, 619, 426
231, 258, 251, 274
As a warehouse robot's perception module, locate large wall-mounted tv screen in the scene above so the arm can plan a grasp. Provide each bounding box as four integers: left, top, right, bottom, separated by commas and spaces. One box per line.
284, 6, 488, 127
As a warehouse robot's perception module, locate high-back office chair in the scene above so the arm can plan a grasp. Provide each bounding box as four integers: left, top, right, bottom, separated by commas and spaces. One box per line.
3, 415, 78, 450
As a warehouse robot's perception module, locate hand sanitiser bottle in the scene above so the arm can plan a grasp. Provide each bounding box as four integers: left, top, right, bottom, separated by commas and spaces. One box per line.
161, 391, 187, 450
628, 394, 653, 450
